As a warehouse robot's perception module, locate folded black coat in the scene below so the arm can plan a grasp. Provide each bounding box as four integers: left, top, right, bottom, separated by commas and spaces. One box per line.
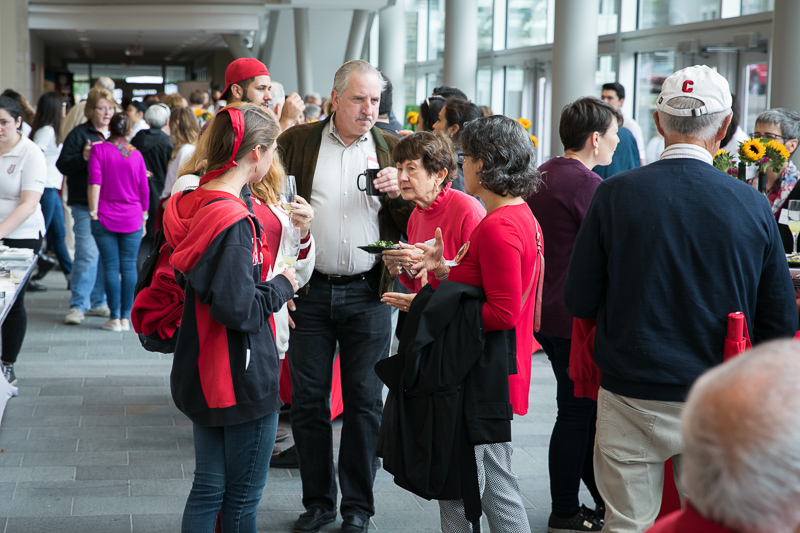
375, 280, 516, 529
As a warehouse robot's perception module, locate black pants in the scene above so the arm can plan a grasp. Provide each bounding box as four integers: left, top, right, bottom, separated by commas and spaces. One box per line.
2, 236, 42, 364
534, 331, 603, 515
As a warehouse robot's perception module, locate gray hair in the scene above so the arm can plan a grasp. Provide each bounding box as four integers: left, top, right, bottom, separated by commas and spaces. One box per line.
682, 339, 800, 533
460, 115, 541, 198
269, 81, 285, 111
332, 60, 386, 96
755, 108, 800, 143
145, 103, 170, 129
657, 96, 730, 140
94, 76, 115, 92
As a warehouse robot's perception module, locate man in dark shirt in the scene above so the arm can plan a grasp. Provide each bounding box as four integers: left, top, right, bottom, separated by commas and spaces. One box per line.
564, 65, 797, 532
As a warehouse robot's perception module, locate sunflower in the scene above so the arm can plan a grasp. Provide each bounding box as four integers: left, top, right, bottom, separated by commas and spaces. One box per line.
714, 149, 728, 158
740, 138, 766, 162
517, 118, 532, 130
766, 139, 791, 160
406, 111, 419, 126
530, 134, 538, 147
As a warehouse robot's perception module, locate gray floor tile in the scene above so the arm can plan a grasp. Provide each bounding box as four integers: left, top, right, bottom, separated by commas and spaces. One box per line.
5, 515, 132, 533
14, 480, 130, 498
75, 464, 185, 481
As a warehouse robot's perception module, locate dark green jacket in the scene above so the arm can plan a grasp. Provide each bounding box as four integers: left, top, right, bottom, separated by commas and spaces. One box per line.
277, 116, 413, 294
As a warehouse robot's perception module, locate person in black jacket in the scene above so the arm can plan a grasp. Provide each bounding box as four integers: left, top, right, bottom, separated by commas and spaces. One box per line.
162, 103, 298, 532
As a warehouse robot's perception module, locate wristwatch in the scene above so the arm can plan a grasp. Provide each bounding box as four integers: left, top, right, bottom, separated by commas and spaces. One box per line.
89, 210, 98, 219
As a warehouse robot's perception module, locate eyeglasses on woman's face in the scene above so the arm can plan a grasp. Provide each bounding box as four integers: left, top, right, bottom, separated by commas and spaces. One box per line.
750, 131, 786, 142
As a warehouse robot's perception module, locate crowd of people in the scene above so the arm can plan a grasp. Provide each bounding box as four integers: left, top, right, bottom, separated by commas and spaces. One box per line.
0, 55, 798, 533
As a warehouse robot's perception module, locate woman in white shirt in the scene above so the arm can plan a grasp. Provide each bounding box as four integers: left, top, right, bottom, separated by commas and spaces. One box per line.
0, 95, 48, 386
160, 107, 199, 211
30, 92, 72, 287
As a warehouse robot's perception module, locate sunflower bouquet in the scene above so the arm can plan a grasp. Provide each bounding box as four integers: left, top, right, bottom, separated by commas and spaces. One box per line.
739, 137, 791, 174
516, 118, 538, 147
713, 149, 737, 177
406, 110, 419, 132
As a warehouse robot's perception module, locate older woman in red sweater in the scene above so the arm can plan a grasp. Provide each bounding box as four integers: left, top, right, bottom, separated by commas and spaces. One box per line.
412, 115, 544, 532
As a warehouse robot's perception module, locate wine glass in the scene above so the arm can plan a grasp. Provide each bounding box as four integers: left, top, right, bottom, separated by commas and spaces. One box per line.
280, 175, 297, 212
280, 225, 301, 266
788, 200, 800, 256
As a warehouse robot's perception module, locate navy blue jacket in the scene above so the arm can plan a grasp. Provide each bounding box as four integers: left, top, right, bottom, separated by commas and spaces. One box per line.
564, 158, 797, 401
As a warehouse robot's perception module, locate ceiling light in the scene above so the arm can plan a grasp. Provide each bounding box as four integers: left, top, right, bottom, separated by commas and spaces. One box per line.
125, 76, 164, 84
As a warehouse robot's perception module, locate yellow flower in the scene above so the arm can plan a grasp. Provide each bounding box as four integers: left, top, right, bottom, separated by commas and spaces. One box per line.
406, 111, 419, 125
530, 134, 538, 147
767, 139, 791, 160
517, 118, 532, 130
714, 149, 728, 158
741, 138, 766, 162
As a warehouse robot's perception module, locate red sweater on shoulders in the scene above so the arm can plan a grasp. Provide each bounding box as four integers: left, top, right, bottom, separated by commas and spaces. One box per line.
448, 202, 542, 415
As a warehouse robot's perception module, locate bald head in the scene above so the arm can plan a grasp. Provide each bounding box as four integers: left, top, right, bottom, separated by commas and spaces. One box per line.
682, 340, 800, 533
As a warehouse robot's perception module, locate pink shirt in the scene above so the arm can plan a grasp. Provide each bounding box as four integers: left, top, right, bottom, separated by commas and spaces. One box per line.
88, 140, 149, 234
401, 184, 485, 292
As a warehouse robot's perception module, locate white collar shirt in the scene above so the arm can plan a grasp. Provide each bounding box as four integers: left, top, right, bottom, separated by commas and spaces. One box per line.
659, 143, 714, 165
0, 136, 47, 239
310, 116, 382, 275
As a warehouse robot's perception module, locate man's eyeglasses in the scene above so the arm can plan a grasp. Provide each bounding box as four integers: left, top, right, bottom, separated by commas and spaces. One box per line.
750, 132, 787, 142
457, 153, 472, 166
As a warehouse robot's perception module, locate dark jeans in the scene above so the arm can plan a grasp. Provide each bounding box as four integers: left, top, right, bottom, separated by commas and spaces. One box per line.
288, 269, 391, 519
534, 331, 603, 516
40, 188, 72, 274
1, 235, 42, 364
182, 412, 278, 532
91, 221, 142, 320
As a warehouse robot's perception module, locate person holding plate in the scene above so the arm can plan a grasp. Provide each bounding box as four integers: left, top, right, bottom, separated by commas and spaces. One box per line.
381, 131, 484, 316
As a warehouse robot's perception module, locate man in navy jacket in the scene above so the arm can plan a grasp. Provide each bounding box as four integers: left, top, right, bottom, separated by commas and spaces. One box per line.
564, 65, 797, 533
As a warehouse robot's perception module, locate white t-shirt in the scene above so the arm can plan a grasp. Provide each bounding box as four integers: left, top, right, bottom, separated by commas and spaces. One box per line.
32, 125, 64, 189
0, 136, 47, 239
161, 143, 196, 200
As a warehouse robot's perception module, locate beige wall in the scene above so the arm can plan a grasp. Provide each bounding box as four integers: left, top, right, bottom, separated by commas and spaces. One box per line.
0, 0, 32, 100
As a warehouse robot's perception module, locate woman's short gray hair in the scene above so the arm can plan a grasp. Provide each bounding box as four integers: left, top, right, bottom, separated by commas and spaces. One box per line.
755, 108, 800, 143
658, 96, 730, 140
145, 103, 170, 129
682, 339, 800, 533
460, 115, 541, 198
332, 60, 386, 95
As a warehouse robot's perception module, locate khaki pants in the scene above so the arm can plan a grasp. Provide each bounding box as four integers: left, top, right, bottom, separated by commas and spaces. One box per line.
594, 387, 686, 533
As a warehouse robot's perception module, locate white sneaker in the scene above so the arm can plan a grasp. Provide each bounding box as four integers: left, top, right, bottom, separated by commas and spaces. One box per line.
120, 318, 130, 332
86, 305, 111, 318
64, 308, 85, 325
101, 319, 122, 332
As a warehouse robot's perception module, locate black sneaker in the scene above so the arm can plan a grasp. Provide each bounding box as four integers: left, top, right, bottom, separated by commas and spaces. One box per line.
548, 505, 603, 532
2, 363, 16, 386
585, 503, 605, 527
270, 444, 299, 468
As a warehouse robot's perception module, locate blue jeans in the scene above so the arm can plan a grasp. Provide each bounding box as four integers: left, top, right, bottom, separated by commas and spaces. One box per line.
70, 205, 106, 311
182, 412, 278, 533
91, 220, 142, 320
534, 331, 603, 516
288, 269, 391, 519
40, 188, 72, 274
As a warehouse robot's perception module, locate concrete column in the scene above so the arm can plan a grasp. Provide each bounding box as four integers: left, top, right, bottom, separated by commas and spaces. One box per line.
770, 0, 800, 113
294, 8, 314, 97
345, 10, 370, 63
379, 0, 406, 119
443, 0, 477, 100
550, 0, 599, 156
221, 34, 254, 60
259, 11, 281, 68
0, 0, 31, 101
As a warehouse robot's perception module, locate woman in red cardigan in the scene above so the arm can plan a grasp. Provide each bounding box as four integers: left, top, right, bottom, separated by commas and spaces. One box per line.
412, 115, 544, 533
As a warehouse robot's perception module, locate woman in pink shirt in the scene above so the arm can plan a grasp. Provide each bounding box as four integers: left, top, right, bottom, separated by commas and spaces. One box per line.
87, 113, 149, 332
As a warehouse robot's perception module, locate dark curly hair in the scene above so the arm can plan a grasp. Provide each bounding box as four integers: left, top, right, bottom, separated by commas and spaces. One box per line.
460, 115, 541, 198
392, 131, 458, 185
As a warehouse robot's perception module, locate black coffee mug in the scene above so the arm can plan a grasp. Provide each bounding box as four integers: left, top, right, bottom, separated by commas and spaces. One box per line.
357, 169, 382, 196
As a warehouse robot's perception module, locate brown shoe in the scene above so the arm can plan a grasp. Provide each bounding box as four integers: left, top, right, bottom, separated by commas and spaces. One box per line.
275, 427, 290, 442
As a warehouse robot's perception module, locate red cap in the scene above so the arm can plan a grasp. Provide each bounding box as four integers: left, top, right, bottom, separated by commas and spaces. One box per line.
222, 58, 270, 100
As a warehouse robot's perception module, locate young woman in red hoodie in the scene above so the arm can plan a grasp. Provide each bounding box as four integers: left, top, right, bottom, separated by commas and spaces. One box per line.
163, 103, 299, 532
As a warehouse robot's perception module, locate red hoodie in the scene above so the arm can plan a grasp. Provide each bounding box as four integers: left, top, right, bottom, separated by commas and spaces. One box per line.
163, 188, 295, 426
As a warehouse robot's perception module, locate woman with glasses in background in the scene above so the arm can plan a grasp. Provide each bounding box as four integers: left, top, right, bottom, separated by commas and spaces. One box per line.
747, 108, 800, 214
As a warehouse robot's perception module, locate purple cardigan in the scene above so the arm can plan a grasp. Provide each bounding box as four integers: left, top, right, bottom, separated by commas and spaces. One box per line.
87, 141, 149, 233
526, 157, 601, 338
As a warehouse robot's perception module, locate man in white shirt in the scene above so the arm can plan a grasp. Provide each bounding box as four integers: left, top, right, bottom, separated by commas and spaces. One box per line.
277, 60, 412, 533
602, 82, 646, 165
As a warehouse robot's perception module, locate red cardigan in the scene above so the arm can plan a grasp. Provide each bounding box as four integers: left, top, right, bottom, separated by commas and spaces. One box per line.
647, 503, 737, 533
448, 203, 543, 416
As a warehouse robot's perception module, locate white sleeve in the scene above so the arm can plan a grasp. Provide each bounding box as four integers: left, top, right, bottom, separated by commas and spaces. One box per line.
20, 144, 47, 194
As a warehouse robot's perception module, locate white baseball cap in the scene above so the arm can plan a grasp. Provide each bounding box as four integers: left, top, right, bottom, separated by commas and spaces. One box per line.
656, 65, 732, 117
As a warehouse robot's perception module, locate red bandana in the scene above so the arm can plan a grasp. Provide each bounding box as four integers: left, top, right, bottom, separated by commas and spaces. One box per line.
199, 106, 245, 186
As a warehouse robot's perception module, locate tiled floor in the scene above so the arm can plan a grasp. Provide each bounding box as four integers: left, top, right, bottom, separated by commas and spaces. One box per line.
0, 273, 595, 532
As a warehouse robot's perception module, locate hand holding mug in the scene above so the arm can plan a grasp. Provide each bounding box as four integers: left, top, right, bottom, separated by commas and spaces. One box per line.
374, 167, 400, 199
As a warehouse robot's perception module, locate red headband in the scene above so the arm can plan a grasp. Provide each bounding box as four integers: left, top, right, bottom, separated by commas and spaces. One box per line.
199, 106, 245, 186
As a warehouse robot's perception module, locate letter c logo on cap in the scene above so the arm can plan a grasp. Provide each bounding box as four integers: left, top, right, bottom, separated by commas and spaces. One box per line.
682, 80, 694, 93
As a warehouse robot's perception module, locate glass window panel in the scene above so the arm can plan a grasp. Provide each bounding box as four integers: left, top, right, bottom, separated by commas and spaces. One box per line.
427, 0, 445, 61
598, 0, 618, 35
503, 66, 524, 119
476, 67, 492, 107
638, 0, 721, 29
741, 0, 773, 15
635, 51, 675, 150
425, 72, 440, 97
506, 0, 548, 49
478, 0, 494, 52
406, 9, 418, 62
744, 63, 768, 132
165, 66, 186, 84
405, 72, 417, 108
596, 55, 617, 96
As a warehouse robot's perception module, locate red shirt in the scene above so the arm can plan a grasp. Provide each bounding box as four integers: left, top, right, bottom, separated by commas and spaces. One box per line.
647, 503, 737, 533
448, 202, 541, 415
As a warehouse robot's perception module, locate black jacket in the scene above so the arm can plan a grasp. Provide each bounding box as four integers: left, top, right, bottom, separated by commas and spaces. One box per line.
131, 128, 173, 236
56, 122, 107, 206
375, 281, 516, 527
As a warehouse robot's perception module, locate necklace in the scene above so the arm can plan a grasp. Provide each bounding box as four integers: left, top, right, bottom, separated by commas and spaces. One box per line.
210, 181, 242, 197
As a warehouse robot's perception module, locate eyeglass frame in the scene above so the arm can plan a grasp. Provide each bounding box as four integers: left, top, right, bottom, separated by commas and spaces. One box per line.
749, 131, 787, 142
